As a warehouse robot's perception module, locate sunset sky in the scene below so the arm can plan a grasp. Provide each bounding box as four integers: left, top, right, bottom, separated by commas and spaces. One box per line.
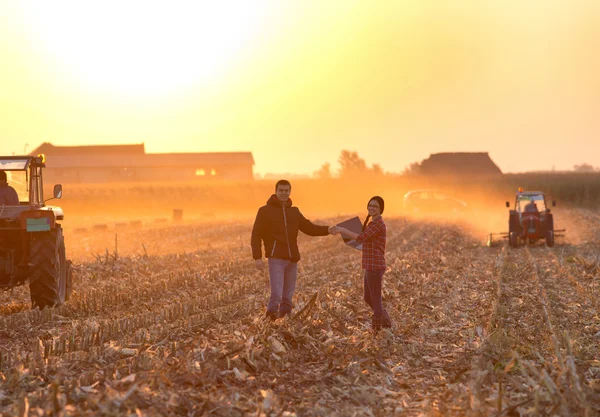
1, 1, 599, 175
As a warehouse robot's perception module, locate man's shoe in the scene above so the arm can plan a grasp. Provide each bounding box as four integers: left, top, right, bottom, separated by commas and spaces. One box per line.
265, 311, 278, 321
279, 298, 293, 317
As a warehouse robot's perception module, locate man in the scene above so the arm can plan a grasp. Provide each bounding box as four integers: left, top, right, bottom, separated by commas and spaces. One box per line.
524, 199, 538, 213
251, 179, 335, 320
0, 170, 19, 205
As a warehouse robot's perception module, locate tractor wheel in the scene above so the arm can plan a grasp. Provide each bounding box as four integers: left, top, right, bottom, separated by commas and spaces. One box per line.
509, 212, 521, 234
58, 236, 73, 301
546, 230, 555, 247
509, 232, 519, 248
65, 259, 73, 301
29, 228, 68, 309
56, 235, 74, 301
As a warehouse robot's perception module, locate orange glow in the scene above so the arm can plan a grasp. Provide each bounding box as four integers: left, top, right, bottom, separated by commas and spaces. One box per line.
15, 2, 272, 96
1, 2, 599, 175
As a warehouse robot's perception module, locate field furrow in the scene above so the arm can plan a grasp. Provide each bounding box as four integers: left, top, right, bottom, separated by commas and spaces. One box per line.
0, 214, 599, 416
455, 240, 600, 416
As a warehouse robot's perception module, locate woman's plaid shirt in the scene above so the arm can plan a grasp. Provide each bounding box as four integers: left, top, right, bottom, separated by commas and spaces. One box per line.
356, 216, 387, 271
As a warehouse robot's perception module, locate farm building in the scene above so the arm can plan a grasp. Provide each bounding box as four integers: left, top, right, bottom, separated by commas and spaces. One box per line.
30, 142, 255, 183
418, 152, 502, 177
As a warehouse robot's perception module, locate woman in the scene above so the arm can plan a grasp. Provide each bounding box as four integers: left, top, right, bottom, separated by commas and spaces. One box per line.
335, 196, 392, 331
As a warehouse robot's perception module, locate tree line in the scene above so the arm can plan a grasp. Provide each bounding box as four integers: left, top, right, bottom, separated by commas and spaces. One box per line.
314, 151, 599, 179
314, 150, 386, 179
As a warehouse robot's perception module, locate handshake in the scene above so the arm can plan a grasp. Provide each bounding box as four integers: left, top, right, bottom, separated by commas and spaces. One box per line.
328, 225, 351, 237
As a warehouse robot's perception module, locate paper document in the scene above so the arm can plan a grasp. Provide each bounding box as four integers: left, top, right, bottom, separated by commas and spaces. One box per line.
336, 216, 363, 250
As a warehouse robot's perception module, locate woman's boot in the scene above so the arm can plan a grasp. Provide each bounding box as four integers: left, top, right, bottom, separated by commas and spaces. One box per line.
371, 311, 392, 331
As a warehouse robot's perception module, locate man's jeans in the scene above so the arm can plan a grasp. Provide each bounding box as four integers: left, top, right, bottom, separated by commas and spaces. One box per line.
267, 258, 298, 315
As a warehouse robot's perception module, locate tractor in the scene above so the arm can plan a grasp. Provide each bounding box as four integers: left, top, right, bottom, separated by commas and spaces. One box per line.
0, 155, 72, 308
488, 188, 565, 248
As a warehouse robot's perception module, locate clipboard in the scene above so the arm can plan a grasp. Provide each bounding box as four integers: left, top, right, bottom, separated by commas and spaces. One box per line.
336, 216, 363, 250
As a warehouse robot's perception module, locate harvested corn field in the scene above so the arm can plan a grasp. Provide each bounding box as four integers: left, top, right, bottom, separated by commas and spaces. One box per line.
1, 211, 599, 416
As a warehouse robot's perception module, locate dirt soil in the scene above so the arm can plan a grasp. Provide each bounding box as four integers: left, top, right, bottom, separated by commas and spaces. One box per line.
1, 210, 599, 416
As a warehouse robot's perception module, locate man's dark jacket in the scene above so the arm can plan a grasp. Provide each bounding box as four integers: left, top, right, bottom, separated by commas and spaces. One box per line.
0, 183, 19, 205
251, 195, 329, 263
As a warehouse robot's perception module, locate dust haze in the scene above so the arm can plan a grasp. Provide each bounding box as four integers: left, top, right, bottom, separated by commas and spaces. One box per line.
53, 175, 590, 261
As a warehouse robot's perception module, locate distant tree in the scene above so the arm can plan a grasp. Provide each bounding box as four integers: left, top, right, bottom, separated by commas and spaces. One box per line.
573, 163, 597, 173
371, 163, 384, 176
313, 162, 332, 179
336, 150, 387, 177
402, 161, 422, 176
338, 150, 368, 177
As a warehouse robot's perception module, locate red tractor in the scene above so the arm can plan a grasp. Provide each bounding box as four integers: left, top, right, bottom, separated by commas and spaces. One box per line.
0, 155, 72, 308
488, 189, 565, 248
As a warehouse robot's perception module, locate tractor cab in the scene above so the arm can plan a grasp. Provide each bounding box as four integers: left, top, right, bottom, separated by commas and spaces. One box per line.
507, 191, 554, 215
0, 155, 63, 223
516, 193, 546, 213
2, 163, 29, 204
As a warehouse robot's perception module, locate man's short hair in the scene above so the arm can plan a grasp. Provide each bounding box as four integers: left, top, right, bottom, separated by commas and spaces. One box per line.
0, 170, 6, 182
275, 179, 291, 191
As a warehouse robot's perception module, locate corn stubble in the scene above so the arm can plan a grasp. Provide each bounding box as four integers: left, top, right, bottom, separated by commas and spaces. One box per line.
1, 212, 599, 416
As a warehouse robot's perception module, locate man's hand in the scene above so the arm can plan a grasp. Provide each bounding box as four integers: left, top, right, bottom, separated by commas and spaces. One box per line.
328, 225, 338, 235
255, 259, 265, 271
336, 227, 349, 236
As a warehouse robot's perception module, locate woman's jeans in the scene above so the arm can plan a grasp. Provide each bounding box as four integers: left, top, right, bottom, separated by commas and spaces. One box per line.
364, 269, 392, 329
364, 269, 385, 315
267, 258, 298, 315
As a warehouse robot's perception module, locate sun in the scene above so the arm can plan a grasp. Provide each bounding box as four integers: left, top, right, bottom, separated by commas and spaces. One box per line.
20, 1, 270, 96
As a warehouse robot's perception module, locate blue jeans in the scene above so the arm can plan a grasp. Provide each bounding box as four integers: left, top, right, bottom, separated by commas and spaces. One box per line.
267, 258, 298, 315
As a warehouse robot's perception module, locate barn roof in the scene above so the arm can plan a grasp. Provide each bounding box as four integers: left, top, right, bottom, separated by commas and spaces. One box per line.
45, 152, 254, 168
419, 152, 502, 176
29, 142, 254, 168
31, 142, 146, 156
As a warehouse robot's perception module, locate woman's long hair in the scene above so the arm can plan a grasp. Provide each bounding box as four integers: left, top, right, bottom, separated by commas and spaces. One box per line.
362, 196, 385, 231
362, 214, 371, 232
